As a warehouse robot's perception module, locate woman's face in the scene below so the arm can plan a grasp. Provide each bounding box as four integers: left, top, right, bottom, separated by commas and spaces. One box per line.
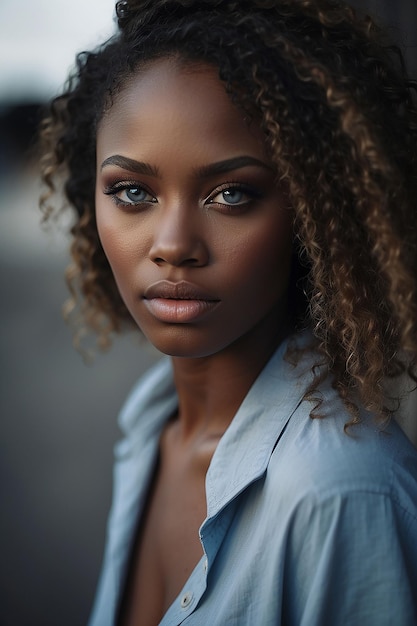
95, 58, 293, 358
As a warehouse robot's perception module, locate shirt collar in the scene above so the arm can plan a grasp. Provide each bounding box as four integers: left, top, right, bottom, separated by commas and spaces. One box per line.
103, 330, 316, 614
204, 330, 316, 517
116, 330, 315, 519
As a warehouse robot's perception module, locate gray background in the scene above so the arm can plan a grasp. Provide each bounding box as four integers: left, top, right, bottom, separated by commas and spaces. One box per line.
0, 1, 416, 625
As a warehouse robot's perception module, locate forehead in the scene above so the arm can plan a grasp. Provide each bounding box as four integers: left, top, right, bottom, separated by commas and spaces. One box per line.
96, 58, 267, 164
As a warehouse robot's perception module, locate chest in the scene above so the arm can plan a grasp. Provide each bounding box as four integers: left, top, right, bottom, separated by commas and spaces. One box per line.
118, 432, 216, 625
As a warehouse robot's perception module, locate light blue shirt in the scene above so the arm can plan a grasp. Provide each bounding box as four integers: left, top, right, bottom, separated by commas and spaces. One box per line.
89, 334, 417, 625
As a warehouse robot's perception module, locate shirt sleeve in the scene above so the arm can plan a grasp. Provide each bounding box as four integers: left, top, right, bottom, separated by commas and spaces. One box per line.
283, 489, 417, 626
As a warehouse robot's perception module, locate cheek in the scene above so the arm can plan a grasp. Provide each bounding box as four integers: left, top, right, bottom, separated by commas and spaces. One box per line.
224, 213, 293, 292
95, 201, 147, 291
99, 224, 135, 264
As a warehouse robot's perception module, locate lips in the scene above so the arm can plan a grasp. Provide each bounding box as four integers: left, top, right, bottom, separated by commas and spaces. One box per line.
143, 280, 220, 323
144, 280, 218, 301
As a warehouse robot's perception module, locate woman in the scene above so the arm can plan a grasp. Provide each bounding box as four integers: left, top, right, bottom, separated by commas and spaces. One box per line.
39, 1, 417, 624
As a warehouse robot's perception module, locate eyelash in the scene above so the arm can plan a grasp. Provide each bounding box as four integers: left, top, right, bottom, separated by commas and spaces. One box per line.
102, 181, 262, 212
103, 181, 157, 208
206, 183, 263, 212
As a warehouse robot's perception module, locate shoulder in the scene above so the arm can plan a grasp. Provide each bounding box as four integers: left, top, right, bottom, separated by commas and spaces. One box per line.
261, 380, 417, 621
267, 373, 417, 520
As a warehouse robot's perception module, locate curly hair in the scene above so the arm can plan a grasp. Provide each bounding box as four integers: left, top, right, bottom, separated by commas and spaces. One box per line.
39, 0, 417, 425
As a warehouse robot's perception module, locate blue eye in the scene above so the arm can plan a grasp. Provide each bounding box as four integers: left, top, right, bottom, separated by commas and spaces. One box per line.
220, 189, 245, 204
103, 182, 157, 207
210, 186, 253, 206
120, 187, 155, 203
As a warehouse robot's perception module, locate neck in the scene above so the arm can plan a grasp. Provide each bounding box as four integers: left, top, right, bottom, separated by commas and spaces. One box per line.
170, 316, 290, 442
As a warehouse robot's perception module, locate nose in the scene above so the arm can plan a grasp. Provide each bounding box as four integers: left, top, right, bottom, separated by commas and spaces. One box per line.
149, 204, 209, 267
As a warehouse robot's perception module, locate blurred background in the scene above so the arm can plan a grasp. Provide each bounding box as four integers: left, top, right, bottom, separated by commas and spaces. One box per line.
0, 1, 416, 625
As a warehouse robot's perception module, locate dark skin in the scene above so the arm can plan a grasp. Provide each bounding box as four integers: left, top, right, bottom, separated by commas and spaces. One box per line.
95, 58, 293, 624
121, 415, 214, 625
120, 328, 287, 625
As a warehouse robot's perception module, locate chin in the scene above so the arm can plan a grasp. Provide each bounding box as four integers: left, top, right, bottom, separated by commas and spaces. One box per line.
139, 325, 229, 359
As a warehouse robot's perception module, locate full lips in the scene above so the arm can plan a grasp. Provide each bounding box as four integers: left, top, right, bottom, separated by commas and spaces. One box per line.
144, 297, 220, 323
143, 281, 220, 323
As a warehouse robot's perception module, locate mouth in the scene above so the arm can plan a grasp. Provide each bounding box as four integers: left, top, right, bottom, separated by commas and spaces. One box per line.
143, 280, 220, 323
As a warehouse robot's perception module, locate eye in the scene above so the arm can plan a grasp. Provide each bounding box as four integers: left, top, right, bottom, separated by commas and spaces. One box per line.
212, 188, 247, 205
121, 187, 155, 203
103, 182, 157, 207
207, 184, 261, 209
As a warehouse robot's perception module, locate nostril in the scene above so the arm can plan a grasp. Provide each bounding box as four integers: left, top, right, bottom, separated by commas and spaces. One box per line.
152, 255, 202, 267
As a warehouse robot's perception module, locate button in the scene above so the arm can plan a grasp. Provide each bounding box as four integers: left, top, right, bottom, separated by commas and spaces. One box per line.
203, 558, 208, 573
180, 591, 194, 609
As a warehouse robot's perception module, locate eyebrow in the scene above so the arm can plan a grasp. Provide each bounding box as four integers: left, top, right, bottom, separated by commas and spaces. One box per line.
100, 155, 159, 176
195, 156, 273, 178
100, 154, 273, 178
